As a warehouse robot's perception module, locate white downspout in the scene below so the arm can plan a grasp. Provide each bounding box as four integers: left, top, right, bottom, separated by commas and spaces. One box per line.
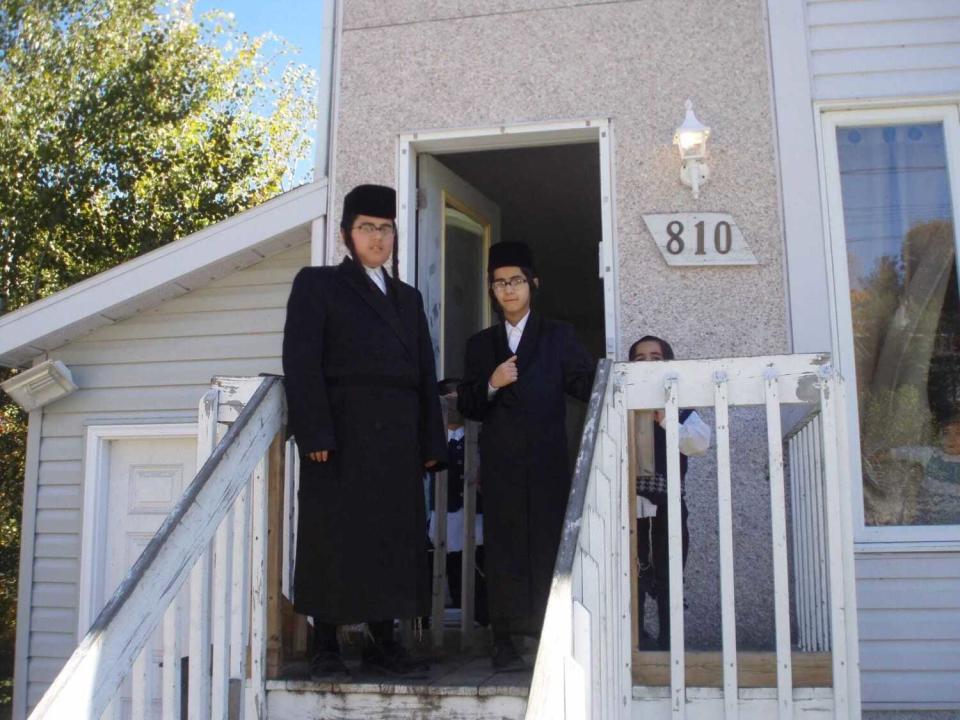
311, 0, 343, 267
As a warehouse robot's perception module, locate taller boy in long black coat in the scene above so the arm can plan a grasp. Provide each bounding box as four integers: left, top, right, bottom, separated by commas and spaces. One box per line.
282, 185, 447, 672
457, 242, 595, 666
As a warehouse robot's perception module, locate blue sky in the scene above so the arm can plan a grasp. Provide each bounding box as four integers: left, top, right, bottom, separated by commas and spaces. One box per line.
191, 0, 325, 184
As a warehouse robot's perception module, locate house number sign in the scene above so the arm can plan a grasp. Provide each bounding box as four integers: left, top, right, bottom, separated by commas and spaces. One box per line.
642, 212, 758, 266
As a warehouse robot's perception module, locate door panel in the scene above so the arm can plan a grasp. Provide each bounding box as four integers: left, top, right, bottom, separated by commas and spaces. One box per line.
106, 437, 196, 720
417, 154, 501, 378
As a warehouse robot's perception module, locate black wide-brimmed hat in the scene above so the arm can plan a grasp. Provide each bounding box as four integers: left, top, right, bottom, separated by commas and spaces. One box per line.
342, 184, 396, 222
488, 241, 536, 273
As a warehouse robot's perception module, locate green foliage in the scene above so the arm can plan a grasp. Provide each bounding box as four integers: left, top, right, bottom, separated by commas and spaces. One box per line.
0, 0, 317, 313
0, 375, 25, 712
0, 0, 317, 707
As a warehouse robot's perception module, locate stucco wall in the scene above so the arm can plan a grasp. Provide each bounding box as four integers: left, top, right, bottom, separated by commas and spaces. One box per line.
333, 0, 789, 648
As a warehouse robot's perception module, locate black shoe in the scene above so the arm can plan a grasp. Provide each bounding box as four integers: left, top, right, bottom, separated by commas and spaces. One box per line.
310, 650, 350, 679
491, 638, 526, 672
361, 641, 429, 677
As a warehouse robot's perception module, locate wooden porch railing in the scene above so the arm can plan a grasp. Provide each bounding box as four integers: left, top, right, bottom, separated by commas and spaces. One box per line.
29, 376, 285, 720
526, 354, 862, 720
525, 358, 631, 720
30, 373, 492, 719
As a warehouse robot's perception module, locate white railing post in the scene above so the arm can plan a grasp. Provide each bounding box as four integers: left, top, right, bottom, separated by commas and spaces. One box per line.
431, 464, 449, 649
795, 424, 811, 651
249, 454, 269, 719
614, 375, 633, 718
211, 506, 235, 719
811, 416, 831, 653
230, 481, 252, 720
663, 376, 685, 719
460, 420, 480, 648
131, 642, 149, 719
818, 368, 853, 719
714, 372, 739, 719
189, 389, 218, 720
161, 591, 184, 720
764, 370, 794, 720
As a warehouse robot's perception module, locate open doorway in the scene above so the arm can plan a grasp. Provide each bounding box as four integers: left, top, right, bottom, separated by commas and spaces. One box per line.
398, 121, 616, 661
418, 143, 606, 363
414, 140, 608, 471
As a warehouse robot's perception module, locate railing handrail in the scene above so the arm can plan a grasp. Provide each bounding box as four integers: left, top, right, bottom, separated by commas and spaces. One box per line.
552, 358, 613, 579
526, 358, 613, 719
30, 376, 285, 720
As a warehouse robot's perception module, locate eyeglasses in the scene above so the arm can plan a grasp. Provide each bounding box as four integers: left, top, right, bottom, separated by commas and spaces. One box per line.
490, 276, 528, 292
353, 222, 396, 238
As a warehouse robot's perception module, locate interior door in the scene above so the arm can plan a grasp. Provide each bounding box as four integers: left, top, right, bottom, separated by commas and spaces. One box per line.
105, 436, 196, 719
417, 154, 502, 379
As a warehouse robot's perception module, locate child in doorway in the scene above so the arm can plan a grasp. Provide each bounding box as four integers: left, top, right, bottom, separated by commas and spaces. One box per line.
629, 335, 711, 649
427, 379, 489, 626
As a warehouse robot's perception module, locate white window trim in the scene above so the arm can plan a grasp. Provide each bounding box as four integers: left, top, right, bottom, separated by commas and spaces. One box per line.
394, 118, 621, 359
78, 422, 197, 639
817, 102, 960, 546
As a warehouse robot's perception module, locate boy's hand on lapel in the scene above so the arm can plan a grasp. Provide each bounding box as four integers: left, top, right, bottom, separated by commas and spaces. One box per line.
308, 450, 330, 462
490, 355, 519, 389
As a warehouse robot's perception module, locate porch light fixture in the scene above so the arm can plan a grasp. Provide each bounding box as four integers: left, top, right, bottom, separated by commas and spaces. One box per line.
673, 99, 711, 199
0, 360, 78, 411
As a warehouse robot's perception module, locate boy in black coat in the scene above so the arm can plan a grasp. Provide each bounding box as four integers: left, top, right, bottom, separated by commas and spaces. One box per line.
282, 184, 447, 676
457, 242, 596, 670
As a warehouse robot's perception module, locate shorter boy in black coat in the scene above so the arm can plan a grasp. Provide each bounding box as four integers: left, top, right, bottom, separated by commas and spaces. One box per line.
458, 242, 596, 671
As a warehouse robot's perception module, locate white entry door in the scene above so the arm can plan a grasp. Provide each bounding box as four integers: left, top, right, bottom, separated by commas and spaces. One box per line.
104, 435, 196, 719
417, 154, 502, 379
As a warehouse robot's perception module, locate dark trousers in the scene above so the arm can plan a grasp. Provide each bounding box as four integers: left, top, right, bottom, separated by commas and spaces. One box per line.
637, 496, 689, 647
446, 547, 489, 626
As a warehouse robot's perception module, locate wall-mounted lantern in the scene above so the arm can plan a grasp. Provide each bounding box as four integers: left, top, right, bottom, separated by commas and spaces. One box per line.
673, 99, 710, 199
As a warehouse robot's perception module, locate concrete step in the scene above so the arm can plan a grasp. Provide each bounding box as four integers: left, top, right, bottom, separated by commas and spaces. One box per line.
267, 654, 530, 720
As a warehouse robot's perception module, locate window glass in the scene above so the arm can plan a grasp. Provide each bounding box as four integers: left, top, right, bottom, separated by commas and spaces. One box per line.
837, 122, 960, 526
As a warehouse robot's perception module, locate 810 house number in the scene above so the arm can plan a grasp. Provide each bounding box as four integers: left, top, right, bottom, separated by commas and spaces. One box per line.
641, 212, 759, 267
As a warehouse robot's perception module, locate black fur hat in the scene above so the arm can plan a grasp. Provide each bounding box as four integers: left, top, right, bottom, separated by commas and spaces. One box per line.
342, 184, 396, 223
488, 241, 536, 273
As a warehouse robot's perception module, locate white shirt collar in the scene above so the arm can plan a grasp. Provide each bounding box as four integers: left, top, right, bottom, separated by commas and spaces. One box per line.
448, 426, 465, 441
363, 264, 386, 292
505, 311, 530, 336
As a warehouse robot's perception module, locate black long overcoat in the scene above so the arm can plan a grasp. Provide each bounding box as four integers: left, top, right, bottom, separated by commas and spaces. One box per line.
281, 257, 447, 624
457, 312, 595, 629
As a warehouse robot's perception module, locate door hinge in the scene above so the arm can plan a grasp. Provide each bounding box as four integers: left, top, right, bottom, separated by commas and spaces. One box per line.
416, 188, 427, 210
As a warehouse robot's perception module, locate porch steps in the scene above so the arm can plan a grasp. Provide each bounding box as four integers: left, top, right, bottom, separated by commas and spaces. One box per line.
266, 655, 530, 720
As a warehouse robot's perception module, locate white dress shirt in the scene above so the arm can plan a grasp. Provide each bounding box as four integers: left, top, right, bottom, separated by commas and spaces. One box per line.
505, 311, 530, 353
364, 264, 387, 294
488, 311, 530, 396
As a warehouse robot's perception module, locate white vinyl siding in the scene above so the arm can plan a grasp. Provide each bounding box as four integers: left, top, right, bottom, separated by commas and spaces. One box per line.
807, 0, 960, 100
21, 241, 308, 714
856, 552, 960, 708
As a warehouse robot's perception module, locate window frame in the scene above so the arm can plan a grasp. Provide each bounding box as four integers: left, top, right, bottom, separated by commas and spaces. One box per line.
818, 102, 960, 546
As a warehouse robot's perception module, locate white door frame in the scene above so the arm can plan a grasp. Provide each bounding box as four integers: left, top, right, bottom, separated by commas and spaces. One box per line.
78, 422, 197, 639
817, 101, 960, 547
396, 118, 621, 359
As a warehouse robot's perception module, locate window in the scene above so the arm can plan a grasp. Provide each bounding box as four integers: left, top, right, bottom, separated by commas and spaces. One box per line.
822, 105, 960, 540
